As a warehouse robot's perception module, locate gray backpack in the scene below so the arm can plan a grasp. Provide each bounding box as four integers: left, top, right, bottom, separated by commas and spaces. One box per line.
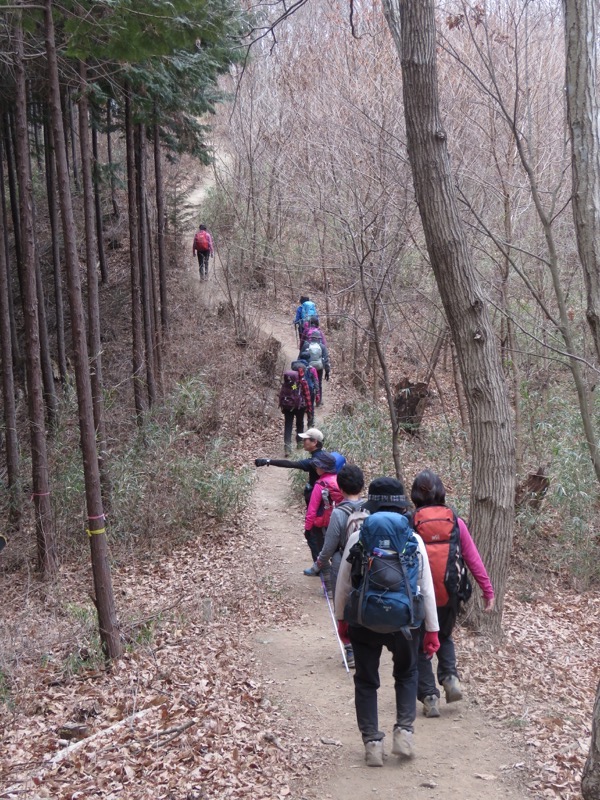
307, 341, 323, 370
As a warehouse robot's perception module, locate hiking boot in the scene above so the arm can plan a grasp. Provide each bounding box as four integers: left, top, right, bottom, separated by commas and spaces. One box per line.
442, 675, 463, 703
303, 563, 321, 576
364, 740, 384, 767
344, 644, 355, 669
391, 728, 414, 758
422, 695, 440, 718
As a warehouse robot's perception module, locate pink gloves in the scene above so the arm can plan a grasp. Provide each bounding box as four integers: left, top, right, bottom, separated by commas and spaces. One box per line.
423, 631, 440, 658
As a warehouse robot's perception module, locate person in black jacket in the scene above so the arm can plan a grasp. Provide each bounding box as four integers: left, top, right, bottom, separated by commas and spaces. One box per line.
254, 427, 324, 505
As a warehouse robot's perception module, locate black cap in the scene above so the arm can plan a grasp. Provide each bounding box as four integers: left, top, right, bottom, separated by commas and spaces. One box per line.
363, 477, 407, 513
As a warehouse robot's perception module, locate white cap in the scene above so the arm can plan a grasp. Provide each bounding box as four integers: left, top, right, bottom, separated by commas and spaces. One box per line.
297, 428, 324, 443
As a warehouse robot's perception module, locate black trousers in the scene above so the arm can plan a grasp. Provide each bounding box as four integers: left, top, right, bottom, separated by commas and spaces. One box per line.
349, 625, 420, 743
197, 250, 210, 277
417, 607, 458, 700
304, 526, 324, 562
283, 408, 305, 452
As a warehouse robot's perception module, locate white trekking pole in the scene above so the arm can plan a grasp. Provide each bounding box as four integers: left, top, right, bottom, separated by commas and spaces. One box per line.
320, 574, 350, 674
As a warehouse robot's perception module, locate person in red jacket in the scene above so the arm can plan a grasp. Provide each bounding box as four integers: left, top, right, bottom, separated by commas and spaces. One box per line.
192, 224, 214, 279
410, 469, 495, 718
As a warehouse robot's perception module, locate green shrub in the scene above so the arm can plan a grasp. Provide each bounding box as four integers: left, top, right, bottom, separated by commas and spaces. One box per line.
48, 376, 255, 552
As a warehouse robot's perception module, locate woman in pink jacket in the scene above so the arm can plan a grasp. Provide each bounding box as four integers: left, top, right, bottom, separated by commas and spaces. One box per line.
303, 451, 343, 572
410, 469, 495, 718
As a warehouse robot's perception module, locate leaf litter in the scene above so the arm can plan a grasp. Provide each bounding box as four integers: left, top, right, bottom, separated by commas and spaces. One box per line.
2, 502, 598, 799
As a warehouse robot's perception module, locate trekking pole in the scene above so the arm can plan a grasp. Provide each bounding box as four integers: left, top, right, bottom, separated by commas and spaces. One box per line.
320, 574, 350, 674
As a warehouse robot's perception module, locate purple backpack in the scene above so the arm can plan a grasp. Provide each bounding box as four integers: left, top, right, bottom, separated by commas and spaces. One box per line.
279, 371, 305, 411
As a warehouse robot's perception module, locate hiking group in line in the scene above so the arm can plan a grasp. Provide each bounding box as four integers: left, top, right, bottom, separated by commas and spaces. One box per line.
254, 295, 495, 768
278, 297, 330, 455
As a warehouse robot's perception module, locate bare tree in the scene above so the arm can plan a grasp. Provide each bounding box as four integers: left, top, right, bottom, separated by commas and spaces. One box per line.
382, 0, 515, 629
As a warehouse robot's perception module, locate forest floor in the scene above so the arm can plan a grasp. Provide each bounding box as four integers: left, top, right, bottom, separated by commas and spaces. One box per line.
0, 166, 598, 800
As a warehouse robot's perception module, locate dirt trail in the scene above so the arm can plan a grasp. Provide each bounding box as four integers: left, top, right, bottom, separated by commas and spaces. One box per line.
250, 317, 527, 800
187, 168, 527, 799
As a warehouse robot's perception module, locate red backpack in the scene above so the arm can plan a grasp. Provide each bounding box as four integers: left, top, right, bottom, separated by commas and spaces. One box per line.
413, 506, 471, 608
194, 230, 210, 251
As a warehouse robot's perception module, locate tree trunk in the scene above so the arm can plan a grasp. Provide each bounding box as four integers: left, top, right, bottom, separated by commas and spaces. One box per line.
451, 339, 470, 445
43, 113, 67, 385
14, 13, 57, 576
45, 0, 121, 659
583, 681, 600, 799
3, 114, 23, 298
0, 138, 21, 528
106, 100, 119, 219
563, 2, 600, 794
124, 90, 146, 424
91, 115, 108, 285
383, 0, 515, 631
34, 230, 58, 429
359, 262, 404, 483
153, 122, 168, 332
79, 63, 110, 502
0, 130, 22, 380
135, 123, 157, 407
564, 0, 600, 363
146, 200, 163, 392
67, 91, 80, 193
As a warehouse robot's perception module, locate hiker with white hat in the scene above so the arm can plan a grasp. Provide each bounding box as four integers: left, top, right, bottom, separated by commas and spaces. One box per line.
254, 428, 326, 506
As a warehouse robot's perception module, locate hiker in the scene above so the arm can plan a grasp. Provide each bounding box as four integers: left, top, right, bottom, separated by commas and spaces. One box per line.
303, 451, 343, 577
276, 369, 312, 456
192, 224, 214, 279
335, 477, 440, 767
314, 463, 367, 669
305, 317, 328, 348
411, 469, 495, 718
295, 298, 318, 346
315, 464, 366, 590
294, 296, 310, 339
254, 427, 325, 506
300, 330, 330, 403
291, 358, 320, 422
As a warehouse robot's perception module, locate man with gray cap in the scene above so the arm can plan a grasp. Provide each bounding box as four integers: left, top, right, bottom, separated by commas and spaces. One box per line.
335, 477, 440, 767
254, 427, 325, 506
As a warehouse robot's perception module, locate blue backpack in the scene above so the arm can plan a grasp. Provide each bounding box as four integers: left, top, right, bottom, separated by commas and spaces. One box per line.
344, 512, 424, 636
330, 452, 346, 473
301, 300, 317, 322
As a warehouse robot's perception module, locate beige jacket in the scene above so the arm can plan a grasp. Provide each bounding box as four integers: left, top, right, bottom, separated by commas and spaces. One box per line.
334, 528, 439, 633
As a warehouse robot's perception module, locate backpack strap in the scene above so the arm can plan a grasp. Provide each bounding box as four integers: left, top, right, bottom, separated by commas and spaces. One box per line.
336, 501, 355, 518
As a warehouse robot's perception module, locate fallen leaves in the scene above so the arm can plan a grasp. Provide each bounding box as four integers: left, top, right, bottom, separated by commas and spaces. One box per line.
0, 515, 311, 799
457, 587, 600, 800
